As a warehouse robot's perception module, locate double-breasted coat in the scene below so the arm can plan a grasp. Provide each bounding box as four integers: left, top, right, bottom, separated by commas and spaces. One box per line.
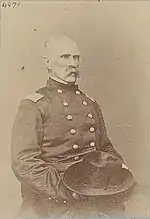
11, 77, 124, 218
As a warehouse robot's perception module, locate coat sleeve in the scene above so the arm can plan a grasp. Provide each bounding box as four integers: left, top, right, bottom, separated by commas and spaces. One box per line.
11, 99, 61, 199
95, 102, 124, 162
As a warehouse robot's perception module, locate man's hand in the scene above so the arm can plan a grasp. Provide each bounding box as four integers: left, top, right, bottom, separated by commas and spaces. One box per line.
122, 163, 129, 170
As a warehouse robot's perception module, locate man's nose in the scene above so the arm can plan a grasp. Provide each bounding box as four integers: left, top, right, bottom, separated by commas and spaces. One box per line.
69, 56, 76, 66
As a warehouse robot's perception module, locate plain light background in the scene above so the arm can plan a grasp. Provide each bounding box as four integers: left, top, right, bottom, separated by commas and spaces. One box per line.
1, 1, 150, 217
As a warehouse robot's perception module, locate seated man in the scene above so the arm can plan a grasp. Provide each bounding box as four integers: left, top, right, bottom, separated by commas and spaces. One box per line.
11, 34, 134, 219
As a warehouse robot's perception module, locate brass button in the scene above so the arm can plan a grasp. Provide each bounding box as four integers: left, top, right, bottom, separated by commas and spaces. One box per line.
74, 156, 79, 161
73, 144, 79, 149
48, 197, 52, 200
76, 90, 81, 95
82, 100, 88, 106
90, 127, 95, 132
90, 142, 95, 147
70, 129, 76, 134
63, 200, 67, 204
72, 192, 78, 198
57, 89, 63, 94
88, 113, 93, 119
66, 115, 72, 120
63, 101, 69, 107
56, 199, 59, 203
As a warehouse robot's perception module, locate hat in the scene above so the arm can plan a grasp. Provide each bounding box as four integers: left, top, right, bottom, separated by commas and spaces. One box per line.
63, 151, 135, 196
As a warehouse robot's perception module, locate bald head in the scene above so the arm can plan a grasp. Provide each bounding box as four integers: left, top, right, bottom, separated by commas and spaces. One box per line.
44, 34, 80, 61
44, 34, 81, 84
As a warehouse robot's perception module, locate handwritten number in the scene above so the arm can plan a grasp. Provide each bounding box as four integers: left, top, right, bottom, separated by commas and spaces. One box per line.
12, 2, 17, 8
8, 2, 11, 7
2, 2, 7, 8
1, 1, 20, 8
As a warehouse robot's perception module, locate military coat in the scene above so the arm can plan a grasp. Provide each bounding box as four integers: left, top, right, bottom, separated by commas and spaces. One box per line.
11, 77, 124, 218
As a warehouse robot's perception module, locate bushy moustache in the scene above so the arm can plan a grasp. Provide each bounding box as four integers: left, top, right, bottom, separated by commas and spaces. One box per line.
67, 68, 80, 78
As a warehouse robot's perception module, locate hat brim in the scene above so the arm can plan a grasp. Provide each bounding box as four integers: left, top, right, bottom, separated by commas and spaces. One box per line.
63, 162, 135, 196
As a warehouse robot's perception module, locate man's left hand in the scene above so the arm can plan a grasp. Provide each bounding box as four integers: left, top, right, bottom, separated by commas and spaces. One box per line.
122, 163, 129, 169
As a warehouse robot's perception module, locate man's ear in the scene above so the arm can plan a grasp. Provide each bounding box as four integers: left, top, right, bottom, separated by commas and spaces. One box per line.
43, 56, 52, 69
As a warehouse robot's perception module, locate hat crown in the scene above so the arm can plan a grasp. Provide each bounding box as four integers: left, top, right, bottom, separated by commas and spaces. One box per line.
63, 151, 134, 196
84, 151, 121, 167
81, 152, 123, 189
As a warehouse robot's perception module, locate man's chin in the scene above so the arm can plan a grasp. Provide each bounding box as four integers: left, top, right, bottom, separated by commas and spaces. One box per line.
65, 76, 77, 84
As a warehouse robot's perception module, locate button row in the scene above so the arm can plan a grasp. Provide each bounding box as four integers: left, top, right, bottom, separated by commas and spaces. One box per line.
63, 100, 88, 107
72, 142, 95, 150
57, 89, 88, 107
49, 191, 84, 203
66, 113, 93, 121
69, 127, 95, 135
48, 197, 67, 204
57, 89, 81, 95
73, 143, 95, 160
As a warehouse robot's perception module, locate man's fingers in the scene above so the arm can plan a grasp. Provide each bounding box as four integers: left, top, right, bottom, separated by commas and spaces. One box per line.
122, 163, 129, 169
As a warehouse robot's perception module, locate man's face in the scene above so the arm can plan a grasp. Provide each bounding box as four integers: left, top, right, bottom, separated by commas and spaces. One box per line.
47, 37, 80, 83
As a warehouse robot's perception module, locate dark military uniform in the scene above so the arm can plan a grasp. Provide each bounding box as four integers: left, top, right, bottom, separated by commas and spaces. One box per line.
11, 77, 125, 218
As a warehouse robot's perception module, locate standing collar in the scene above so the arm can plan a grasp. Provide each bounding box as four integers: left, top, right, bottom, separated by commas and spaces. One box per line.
46, 77, 79, 92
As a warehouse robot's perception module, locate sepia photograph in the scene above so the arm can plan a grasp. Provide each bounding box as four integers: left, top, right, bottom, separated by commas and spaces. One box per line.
0, 0, 150, 218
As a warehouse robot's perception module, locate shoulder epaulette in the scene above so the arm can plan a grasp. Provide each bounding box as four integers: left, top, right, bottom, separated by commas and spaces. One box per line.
24, 92, 44, 103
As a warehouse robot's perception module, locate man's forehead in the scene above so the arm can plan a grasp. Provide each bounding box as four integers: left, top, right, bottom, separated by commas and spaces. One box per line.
57, 41, 80, 55
45, 35, 80, 58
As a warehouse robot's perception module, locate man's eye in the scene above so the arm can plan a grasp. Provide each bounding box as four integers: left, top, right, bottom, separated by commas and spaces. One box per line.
61, 54, 70, 59
73, 55, 80, 60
